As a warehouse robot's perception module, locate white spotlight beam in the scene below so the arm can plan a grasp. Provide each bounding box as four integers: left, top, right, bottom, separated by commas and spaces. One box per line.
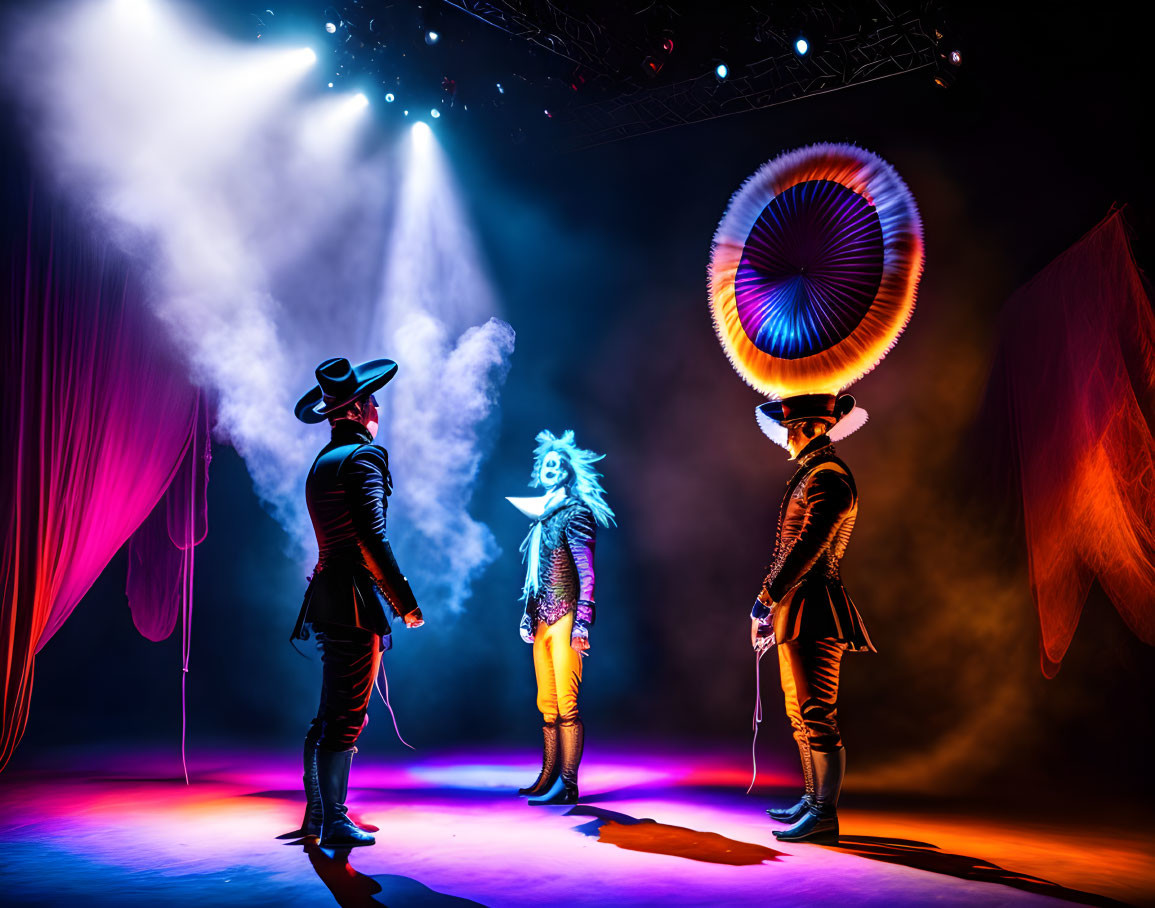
376, 117, 515, 614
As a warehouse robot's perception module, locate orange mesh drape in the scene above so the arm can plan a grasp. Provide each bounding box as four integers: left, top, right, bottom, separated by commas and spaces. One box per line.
979, 209, 1155, 676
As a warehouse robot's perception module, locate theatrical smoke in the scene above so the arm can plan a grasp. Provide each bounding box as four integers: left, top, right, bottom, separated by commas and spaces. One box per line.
8, 0, 514, 612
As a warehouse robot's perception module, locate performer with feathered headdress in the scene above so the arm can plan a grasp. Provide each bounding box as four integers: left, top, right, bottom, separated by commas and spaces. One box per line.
507, 430, 615, 806
709, 143, 923, 843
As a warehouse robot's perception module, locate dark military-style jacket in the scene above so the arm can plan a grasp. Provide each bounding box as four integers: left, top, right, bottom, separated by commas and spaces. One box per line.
291, 420, 419, 643
759, 436, 875, 652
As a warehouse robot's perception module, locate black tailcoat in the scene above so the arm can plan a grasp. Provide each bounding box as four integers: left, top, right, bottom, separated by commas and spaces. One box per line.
763, 436, 875, 652
292, 421, 419, 644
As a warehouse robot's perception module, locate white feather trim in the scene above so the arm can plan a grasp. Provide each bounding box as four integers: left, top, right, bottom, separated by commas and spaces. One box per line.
829, 407, 869, 441
754, 404, 870, 446
754, 407, 790, 448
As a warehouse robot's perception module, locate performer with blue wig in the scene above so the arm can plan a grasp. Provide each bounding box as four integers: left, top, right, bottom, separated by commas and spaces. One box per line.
508, 430, 615, 806
709, 143, 924, 843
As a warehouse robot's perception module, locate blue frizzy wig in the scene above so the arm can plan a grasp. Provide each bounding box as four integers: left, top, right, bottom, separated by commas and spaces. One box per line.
530, 430, 615, 527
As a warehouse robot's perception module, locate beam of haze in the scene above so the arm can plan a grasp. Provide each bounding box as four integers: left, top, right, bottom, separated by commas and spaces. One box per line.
8, 0, 514, 615
374, 125, 516, 613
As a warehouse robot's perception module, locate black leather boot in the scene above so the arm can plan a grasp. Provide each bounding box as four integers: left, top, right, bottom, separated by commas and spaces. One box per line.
277, 723, 323, 839
529, 717, 582, 805
768, 739, 814, 823
773, 747, 844, 844
519, 722, 559, 796
317, 748, 376, 847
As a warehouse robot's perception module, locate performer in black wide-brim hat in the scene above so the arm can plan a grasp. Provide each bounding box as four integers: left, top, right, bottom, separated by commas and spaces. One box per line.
281, 356, 425, 849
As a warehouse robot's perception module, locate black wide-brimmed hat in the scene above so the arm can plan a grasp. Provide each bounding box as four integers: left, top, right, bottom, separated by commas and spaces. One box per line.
755, 393, 868, 448
294, 357, 398, 424
758, 393, 855, 426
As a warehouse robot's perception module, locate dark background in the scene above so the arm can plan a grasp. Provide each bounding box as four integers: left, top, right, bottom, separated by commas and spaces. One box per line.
6, 1, 1153, 804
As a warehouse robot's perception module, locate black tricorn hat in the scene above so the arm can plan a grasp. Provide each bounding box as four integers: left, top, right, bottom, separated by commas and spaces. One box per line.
758, 393, 856, 426
294, 357, 398, 424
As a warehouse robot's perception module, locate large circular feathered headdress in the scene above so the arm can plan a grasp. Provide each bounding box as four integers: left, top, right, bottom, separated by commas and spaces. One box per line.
709, 143, 923, 402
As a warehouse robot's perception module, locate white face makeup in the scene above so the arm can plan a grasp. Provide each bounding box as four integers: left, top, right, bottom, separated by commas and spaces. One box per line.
538, 451, 566, 490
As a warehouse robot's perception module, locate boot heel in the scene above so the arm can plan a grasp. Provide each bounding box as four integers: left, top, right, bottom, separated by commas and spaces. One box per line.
277, 726, 323, 839
317, 748, 376, 848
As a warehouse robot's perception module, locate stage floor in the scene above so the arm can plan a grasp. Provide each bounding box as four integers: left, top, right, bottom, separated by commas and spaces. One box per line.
0, 745, 1150, 907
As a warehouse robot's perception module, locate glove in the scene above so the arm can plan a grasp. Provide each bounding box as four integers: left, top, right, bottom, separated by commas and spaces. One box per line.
751, 615, 776, 652
570, 618, 590, 657
403, 607, 424, 628
575, 599, 596, 626
751, 585, 777, 652
519, 611, 535, 644
750, 586, 774, 621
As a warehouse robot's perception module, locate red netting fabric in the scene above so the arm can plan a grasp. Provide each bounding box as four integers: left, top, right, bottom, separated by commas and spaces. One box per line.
979, 209, 1155, 676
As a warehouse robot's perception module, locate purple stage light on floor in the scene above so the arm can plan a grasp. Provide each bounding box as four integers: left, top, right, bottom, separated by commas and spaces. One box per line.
5, 747, 1143, 906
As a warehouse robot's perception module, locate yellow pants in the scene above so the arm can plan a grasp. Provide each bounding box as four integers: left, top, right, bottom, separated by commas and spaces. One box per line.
533, 612, 583, 724
778, 639, 845, 752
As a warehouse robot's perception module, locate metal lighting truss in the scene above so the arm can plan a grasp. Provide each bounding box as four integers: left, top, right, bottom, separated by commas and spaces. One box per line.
443, 1, 945, 147
442, 1, 628, 78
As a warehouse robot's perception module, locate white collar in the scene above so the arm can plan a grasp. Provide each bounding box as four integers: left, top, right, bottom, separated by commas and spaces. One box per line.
506, 486, 568, 520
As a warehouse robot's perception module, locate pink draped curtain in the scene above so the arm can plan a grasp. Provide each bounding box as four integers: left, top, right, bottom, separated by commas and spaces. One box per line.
1, 192, 208, 772
126, 398, 211, 643
977, 208, 1155, 676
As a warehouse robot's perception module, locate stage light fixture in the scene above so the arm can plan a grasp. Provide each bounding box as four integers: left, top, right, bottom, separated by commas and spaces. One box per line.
325, 21, 337, 34
715, 63, 728, 80
412, 121, 432, 147
425, 30, 439, 45
934, 46, 962, 88
327, 81, 334, 88
352, 92, 369, 109
431, 108, 441, 118
385, 92, 395, 102
795, 37, 809, 55
298, 48, 317, 66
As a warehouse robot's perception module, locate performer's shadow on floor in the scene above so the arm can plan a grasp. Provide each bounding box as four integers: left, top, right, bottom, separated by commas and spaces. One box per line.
566, 806, 781, 865
302, 841, 486, 908
832, 836, 1126, 907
